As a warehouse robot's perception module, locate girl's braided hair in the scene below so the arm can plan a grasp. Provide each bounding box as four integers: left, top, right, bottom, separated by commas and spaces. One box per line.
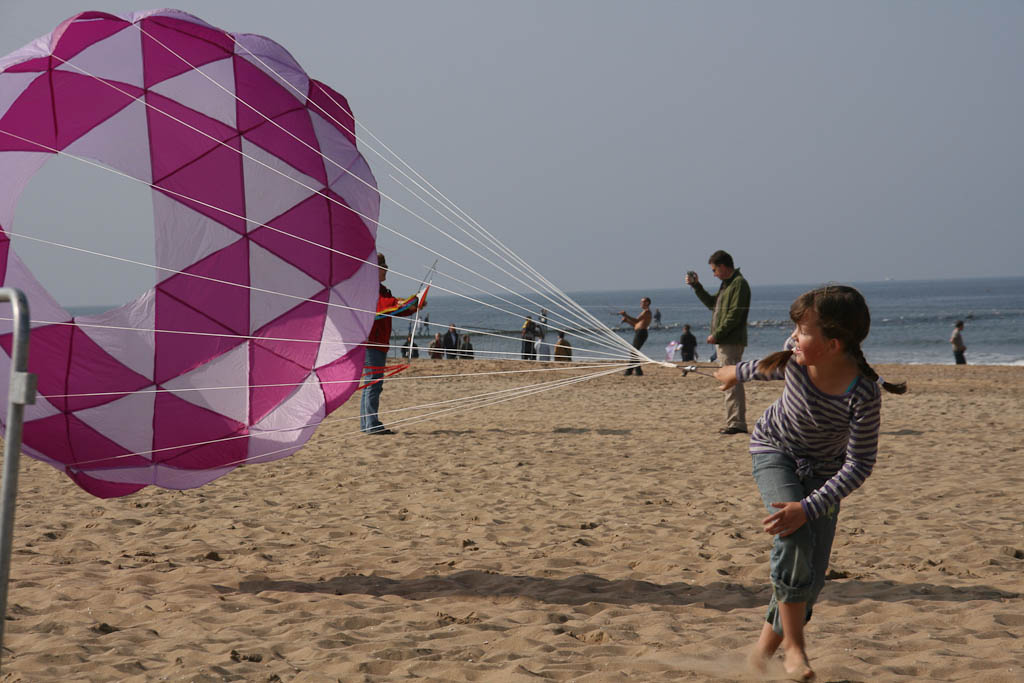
757, 285, 907, 394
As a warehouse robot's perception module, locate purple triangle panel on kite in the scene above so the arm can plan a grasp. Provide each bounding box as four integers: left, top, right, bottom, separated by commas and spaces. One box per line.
52, 71, 144, 150
140, 15, 235, 89
307, 80, 356, 147
234, 56, 303, 131
22, 412, 151, 473
242, 107, 327, 187
154, 139, 247, 234
65, 326, 153, 412
0, 73, 57, 152
67, 469, 148, 498
249, 291, 328, 422
0, 322, 152, 413
317, 345, 365, 415
153, 290, 245, 385
3, 57, 51, 74
152, 391, 248, 468
252, 289, 327, 366
146, 90, 240, 180
1, 323, 72, 412
0, 229, 9, 284
249, 192, 332, 286
157, 237, 250, 334
52, 12, 132, 63
327, 189, 375, 286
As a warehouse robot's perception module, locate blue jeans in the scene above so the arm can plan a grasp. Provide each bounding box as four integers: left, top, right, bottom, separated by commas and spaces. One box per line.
360, 347, 387, 432
752, 450, 839, 636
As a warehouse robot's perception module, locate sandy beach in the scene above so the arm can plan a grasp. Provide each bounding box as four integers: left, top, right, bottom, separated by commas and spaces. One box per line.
1, 361, 1021, 681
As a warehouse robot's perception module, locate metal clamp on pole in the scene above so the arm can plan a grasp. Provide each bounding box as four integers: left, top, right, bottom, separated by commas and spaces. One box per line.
0, 288, 35, 670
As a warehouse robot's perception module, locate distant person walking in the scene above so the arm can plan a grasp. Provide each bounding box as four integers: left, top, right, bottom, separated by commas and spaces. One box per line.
686, 250, 751, 434
950, 320, 967, 365
679, 324, 698, 362
619, 297, 653, 376
653, 308, 662, 328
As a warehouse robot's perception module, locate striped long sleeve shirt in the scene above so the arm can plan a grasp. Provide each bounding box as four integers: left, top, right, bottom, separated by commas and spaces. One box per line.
736, 356, 882, 520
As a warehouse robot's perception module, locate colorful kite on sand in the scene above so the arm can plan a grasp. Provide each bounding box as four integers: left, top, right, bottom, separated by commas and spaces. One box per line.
0, 9, 380, 497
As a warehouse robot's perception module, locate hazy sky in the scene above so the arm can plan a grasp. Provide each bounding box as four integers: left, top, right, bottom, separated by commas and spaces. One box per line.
2, 1, 1022, 307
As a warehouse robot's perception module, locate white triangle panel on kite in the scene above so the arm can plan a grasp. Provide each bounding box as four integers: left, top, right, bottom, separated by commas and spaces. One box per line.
1, 255, 70, 331
315, 263, 377, 367
149, 57, 237, 128
0, 351, 59, 420
54, 23, 143, 88
233, 34, 309, 105
248, 241, 325, 333
160, 340, 249, 424
241, 137, 321, 232
247, 373, 323, 463
0, 71, 42, 121
327, 154, 379, 239
76, 288, 156, 380
20, 394, 62, 423
152, 191, 242, 282
74, 387, 156, 458
74, 461, 233, 490
65, 98, 153, 186
310, 111, 359, 189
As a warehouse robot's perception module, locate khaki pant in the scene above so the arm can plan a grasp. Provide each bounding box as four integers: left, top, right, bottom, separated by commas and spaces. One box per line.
716, 344, 747, 430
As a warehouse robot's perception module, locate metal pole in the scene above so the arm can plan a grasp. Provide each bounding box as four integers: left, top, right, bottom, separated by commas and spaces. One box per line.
0, 288, 37, 670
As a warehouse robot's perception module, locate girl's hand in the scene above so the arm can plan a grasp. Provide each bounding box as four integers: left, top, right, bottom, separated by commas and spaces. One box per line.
713, 365, 737, 391
762, 502, 807, 537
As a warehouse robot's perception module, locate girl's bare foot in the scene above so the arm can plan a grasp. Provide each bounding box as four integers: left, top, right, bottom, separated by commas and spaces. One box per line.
746, 649, 769, 676
783, 647, 815, 681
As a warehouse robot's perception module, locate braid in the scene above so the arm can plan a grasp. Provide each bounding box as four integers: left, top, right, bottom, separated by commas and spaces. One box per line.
851, 344, 907, 395
758, 350, 793, 376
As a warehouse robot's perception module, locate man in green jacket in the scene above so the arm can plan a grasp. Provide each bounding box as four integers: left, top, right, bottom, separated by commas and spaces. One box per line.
685, 250, 751, 434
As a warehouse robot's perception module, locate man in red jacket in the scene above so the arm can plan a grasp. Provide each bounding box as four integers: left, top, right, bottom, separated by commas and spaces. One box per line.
361, 252, 425, 434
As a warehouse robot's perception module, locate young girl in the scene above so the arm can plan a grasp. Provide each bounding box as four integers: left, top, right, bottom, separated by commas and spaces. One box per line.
714, 285, 905, 680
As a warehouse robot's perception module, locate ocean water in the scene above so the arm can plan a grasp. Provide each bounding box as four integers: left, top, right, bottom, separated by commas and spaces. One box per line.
403, 277, 1024, 366
66, 276, 1023, 366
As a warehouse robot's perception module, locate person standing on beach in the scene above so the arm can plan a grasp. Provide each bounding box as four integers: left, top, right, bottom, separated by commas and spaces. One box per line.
619, 297, 652, 376
950, 320, 967, 365
361, 253, 425, 435
679, 324, 698, 361
428, 332, 444, 359
714, 285, 906, 681
442, 323, 459, 359
521, 316, 539, 360
686, 250, 751, 434
554, 331, 573, 361
458, 334, 474, 359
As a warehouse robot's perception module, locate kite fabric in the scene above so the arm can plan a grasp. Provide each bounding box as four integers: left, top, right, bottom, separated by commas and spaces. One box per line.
0, 9, 381, 497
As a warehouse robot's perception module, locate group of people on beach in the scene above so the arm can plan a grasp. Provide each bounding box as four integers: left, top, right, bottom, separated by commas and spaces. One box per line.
365, 245, 912, 679
518, 314, 572, 361
424, 324, 474, 360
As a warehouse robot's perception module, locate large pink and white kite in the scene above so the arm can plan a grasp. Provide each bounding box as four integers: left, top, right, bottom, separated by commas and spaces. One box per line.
0, 9, 380, 497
